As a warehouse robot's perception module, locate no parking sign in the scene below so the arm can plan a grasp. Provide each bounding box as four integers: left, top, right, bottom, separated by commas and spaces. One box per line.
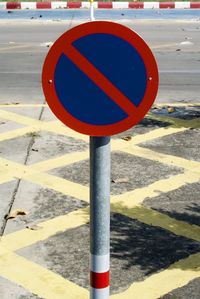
42, 21, 158, 136
42, 20, 159, 299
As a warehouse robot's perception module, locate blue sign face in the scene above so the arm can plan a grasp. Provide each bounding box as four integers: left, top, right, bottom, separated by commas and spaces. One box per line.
42, 21, 159, 136
55, 33, 147, 125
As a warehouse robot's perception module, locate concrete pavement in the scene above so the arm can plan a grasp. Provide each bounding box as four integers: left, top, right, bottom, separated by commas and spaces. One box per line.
0, 102, 199, 298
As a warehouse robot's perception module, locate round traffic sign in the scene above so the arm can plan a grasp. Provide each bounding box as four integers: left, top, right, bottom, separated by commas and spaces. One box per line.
42, 21, 159, 136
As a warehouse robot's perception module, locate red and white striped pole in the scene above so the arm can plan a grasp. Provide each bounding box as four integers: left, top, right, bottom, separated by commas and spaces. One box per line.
90, 137, 110, 299
90, 253, 110, 298
90, 254, 110, 299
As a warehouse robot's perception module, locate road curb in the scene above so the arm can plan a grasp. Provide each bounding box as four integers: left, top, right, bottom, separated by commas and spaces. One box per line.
0, 1, 200, 10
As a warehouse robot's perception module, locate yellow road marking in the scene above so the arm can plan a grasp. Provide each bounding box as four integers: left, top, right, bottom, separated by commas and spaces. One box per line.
0, 108, 192, 147
112, 171, 200, 208
0, 248, 88, 299
112, 205, 200, 243
0, 153, 199, 244
111, 127, 187, 151
2, 150, 199, 210
0, 104, 47, 107
0, 44, 33, 52
0, 114, 87, 142
0, 152, 91, 197
0, 125, 40, 142
0, 157, 37, 178
26, 172, 89, 202
42, 121, 89, 142
2, 191, 200, 252
111, 253, 200, 299
33, 150, 89, 172
123, 145, 200, 171
0, 109, 41, 126
0, 174, 15, 185
1, 208, 89, 252
0, 107, 199, 298
0, 112, 88, 142
128, 127, 187, 145
151, 43, 178, 49
0, 249, 199, 299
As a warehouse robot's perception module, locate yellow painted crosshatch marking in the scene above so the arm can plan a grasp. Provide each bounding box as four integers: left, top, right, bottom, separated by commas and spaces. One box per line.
111, 253, 200, 299
0, 104, 199, 299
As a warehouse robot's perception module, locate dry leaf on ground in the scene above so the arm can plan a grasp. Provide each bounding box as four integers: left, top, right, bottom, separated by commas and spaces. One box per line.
26, 225, 42, 231
111, 177, 129, 183
5, 209, 28, 220
121, 136, 132, 141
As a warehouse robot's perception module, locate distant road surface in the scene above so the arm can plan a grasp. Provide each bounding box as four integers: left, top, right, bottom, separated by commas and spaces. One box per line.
0, 9, 199, 104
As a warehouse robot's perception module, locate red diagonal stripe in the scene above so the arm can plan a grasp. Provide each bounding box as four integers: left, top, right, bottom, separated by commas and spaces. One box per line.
91, 271, 109, 289
63, 45, 138, 116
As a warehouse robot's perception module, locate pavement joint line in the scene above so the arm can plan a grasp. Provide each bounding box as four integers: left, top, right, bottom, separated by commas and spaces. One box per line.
1, 208, 89, 252
110, 253, 200, 299
1, 104, 46, 236
0, 178, 21, 237
112, 204, 200, 243
111, 170, 200, 208
0, 247, 88, 299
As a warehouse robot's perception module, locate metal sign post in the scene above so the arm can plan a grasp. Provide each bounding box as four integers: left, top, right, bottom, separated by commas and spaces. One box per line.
90, 136, 110, 299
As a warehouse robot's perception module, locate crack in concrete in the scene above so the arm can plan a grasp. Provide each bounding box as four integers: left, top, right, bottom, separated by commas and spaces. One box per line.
0, 102, 46, 237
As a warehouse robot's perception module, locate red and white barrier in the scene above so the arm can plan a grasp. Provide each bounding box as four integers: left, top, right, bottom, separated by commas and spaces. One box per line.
0, 1, 200, 10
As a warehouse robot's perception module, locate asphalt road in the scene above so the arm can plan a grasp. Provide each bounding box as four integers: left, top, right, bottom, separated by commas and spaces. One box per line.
0, 17, 200, 104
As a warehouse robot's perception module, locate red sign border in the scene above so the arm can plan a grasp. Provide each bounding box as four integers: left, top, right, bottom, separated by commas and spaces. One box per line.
42, 21, 159, 136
